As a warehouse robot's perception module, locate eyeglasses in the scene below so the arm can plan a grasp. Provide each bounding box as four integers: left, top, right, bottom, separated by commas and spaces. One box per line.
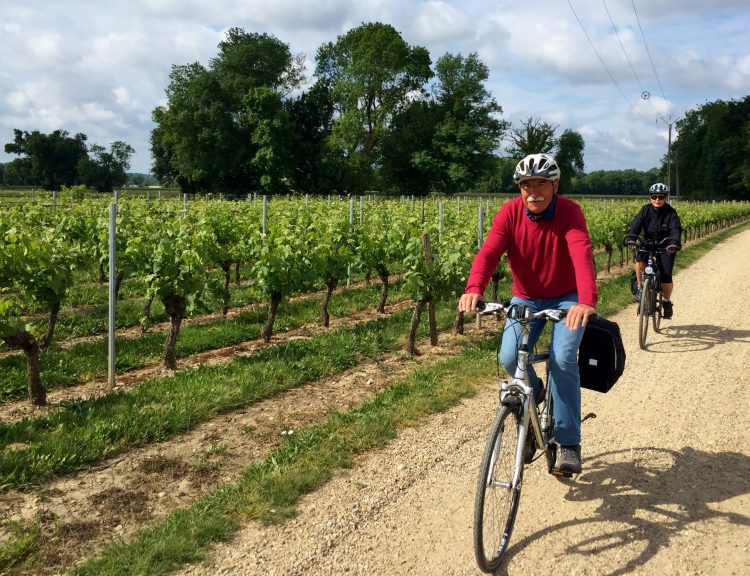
650, 194, 667, 200
519, 181, 551, 191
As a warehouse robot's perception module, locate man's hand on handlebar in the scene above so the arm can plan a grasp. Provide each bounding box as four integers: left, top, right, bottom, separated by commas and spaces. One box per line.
666, 244, 677, 254
565, 303, 596, 330
458, 293, 482, 313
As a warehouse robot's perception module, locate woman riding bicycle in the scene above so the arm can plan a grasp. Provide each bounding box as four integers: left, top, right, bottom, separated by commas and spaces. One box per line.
625, 183, 683, 319
458, 153, 598, 474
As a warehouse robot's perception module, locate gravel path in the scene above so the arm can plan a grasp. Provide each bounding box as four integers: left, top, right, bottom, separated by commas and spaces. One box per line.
176, 228, 750, 576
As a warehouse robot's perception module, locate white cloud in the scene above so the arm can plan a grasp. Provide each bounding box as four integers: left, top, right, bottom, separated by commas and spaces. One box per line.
5, 90, 30, 112
413, 1, 473, 45
0, 0, 748, 174
113, 87, 133, 108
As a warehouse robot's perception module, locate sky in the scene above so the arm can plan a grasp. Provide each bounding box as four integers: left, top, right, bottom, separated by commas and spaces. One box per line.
1, 0, 749, 176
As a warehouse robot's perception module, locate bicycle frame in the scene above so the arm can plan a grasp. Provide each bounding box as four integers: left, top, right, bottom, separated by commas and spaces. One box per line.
635, 238, 670, 348
482, 302, 564, 476
473, 300, 589, 572
636, 238, 671, 297
640, 249, 662, 308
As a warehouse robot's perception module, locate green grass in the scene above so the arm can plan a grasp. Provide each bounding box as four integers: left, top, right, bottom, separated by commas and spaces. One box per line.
0, 521, 41, 572
0, 302, 457, 490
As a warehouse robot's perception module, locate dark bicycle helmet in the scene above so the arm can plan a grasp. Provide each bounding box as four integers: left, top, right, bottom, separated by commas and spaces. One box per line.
514, 153, 561, 182
649, 182, 670, 194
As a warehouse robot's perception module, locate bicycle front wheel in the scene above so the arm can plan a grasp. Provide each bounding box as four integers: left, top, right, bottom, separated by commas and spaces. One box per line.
638, 277, 651, 349
653, 289, 662, 332
473, 405, 524, 572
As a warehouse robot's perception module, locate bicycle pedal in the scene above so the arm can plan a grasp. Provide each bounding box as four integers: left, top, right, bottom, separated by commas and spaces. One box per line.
550, 467, 574, 478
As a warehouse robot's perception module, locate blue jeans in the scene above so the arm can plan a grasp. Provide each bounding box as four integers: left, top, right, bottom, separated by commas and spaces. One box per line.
499, 293, 584, 446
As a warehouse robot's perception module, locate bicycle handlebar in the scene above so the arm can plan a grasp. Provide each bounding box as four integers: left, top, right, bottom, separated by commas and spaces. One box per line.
638, 237, 672, 249
628, 237, 676, 253
476, 300, 568, 323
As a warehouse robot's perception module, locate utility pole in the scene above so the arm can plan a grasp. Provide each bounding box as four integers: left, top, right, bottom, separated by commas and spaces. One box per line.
657, 115, 677, 191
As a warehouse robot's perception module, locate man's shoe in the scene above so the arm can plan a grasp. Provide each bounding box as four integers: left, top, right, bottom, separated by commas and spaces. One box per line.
558, 444, 582, 474
662, 300, 673, 319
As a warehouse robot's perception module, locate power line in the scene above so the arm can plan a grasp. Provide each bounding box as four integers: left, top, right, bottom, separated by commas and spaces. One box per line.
602, 0, 658, 112
631, 0, 668, 104
566, 0, 633, 108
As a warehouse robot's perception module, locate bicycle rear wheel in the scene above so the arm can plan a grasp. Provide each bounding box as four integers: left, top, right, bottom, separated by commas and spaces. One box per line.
638, 278, 651, 349
473, 405, 524, 572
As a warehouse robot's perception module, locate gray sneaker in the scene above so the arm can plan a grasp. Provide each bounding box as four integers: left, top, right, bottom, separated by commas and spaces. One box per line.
558, 444, 582, 474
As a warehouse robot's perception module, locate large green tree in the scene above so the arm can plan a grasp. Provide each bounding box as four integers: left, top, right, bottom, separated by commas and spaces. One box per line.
3, 129, 88, 190
151, 29, 304, 195
285, 79, 338, 194
554, 129, 585, 194
503, 118, 584, 195
672, 96, 750, 200
378, 100, 438, 195
379, 52, 507, 195
505, 117, 557, 158
77, 141, 135, 192
245, 86, 294, 194
315, 22, 432, 193
412, 52, 508, 194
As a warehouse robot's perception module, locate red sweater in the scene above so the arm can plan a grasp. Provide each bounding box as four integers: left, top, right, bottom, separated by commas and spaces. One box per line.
466, 195, 598, 307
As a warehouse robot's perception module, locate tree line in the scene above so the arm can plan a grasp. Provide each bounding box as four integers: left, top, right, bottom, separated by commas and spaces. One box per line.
0, 129, 134, 192
1, 22, 748, 199
147, 24, 596, 197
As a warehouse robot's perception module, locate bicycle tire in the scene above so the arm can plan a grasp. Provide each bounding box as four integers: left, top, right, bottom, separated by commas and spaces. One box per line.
653, 290, 662, 332
473, 405, 524, 572
638, 277, 651, 349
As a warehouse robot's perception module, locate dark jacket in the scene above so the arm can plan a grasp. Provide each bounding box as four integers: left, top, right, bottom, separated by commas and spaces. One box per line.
625, 202, 682, 249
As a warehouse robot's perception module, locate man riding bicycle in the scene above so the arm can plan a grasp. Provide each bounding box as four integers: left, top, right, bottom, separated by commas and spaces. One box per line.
625, 183, 683, 319
458, 153, 597, 474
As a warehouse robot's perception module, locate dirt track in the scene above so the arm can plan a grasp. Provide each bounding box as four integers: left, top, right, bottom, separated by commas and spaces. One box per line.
177, 228, 750, 576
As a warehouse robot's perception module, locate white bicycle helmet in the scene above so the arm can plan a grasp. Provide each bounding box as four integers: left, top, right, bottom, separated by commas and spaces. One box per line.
514, 153, 561, 182
649, 182, 670, 194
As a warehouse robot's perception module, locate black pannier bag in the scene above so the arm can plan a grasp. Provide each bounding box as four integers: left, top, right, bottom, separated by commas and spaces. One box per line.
577, 315, 626, 393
